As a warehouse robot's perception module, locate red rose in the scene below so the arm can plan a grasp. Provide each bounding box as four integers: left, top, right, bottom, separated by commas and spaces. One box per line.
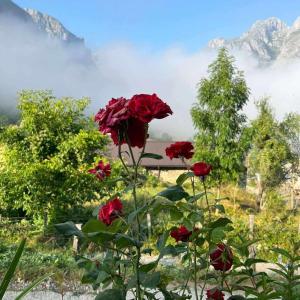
206, 288, 224, 300
95, 97, 130, 134
88, 160, 111, 180
95, 97, 147, 148
165, 141, 194, 160
210, 243, 233, 271
110, 118, 147, 148
170, 226, 192, 242
191, 162, 212, 177
128, 94, 173, 123
98, 198, 123, 226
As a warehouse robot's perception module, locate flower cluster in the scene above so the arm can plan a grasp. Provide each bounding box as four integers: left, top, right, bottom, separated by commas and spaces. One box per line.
165, 141, 194, 160
98, 197, 123, 225
95, 94, 172, 148
88, 160, 111, 181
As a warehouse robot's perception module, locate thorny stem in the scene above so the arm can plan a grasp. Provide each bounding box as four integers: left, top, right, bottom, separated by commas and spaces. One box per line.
200, 254, 210, 299
124, 129, 148, 300
118, 141, 130, 175
202, 178, 212, 221
193, 243, 199, 300
181, 247, 192, 297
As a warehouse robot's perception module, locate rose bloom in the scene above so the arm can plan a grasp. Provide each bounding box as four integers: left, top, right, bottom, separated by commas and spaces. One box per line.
206, 288, 224, 300
210, 243, 233, 271
95, 97, 130, 134
98, 198, 123, 226
170, 225, 192, 242
110, 117, 147, 148
191, 162, 212, 177
95, 94, 171, 148
128, 94, 173, 123
88, 161, 111, 181
165, 141, 194, 160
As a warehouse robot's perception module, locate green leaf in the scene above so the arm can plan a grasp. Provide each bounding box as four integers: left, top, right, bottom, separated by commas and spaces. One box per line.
157, 230, 170, 251
96, 271, 110, 284
115, 234, 139, 248
15, 273, 52, 300
209, 217, 232, 229
170, 207, 183, 221
141, 153, 163, 160
0, 239, 26, 299
82, 219, 107, 234
141, 272, 161, 288
244, 258, 267, 267
187, 211, 203, 223
128, 205, 147, 224
272, 248, 293, 260
157, 185, 189, 201
211, 227, 226, 242
87, 232, 116, 244
55, 221, 83, 237
139, 261, 158, 272
188, 192, 207, 203
214, 204, 225, 213
95, 288, 125, 300
176, 172, 194, 185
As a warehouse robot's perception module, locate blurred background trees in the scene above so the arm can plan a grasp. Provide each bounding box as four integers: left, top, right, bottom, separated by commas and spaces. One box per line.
0, 90, 109, 226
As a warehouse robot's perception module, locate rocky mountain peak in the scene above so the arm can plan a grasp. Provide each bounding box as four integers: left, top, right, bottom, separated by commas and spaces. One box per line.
25, 8, 83, 45
208, 17, 300, 65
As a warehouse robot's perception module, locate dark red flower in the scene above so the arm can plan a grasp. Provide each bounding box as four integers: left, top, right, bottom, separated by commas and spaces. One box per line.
128, 94, 173, 123
165, 141, 194, 160
95, 97, 148, 148
191, 162, 212, 177
98, 198, 123, 226
95, 97, 130, 134
206, 288, 224, 300
110, 118, 147, 148
210, 243, 233, 272
170, 226, 192, 242
88, 161, 111, 181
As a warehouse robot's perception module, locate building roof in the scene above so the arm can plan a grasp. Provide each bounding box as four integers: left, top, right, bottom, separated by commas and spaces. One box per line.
109, 140, 191, 169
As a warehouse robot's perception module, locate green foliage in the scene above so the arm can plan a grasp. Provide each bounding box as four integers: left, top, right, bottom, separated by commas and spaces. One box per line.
248, 99, 292, 192
0, 90, 109, 223
0, 239, 50, 299
191, 48, 250, 185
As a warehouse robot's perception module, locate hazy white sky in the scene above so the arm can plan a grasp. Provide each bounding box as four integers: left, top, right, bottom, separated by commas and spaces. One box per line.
1, 5, 300, 139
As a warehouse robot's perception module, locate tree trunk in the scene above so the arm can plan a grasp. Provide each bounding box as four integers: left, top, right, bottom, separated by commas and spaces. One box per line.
43, 212, 48, 232
290, 175, 295, 210
255, 173, 264, 211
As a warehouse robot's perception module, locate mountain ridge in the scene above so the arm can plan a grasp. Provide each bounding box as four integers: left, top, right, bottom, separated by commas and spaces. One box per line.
0, 0, 83, 45
208, 16, 300, 65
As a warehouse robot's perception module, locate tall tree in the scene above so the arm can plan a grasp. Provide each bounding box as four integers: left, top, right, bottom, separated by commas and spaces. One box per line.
191, 48, 250, 192
0, 90, 109, 225
280, 112, 300, 210
248, 98, 292, 210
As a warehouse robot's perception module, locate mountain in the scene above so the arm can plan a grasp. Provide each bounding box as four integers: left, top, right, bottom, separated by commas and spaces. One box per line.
25, 9, 84, 45
0, 0, 83, 45
208, 17, 300, 65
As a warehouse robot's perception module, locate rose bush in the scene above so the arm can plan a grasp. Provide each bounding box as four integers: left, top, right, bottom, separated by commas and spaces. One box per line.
56, 93, 300, 300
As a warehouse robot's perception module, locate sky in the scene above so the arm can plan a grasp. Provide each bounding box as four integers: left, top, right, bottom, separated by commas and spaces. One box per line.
2, 0, 299, 139
14, 0, 300, 51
